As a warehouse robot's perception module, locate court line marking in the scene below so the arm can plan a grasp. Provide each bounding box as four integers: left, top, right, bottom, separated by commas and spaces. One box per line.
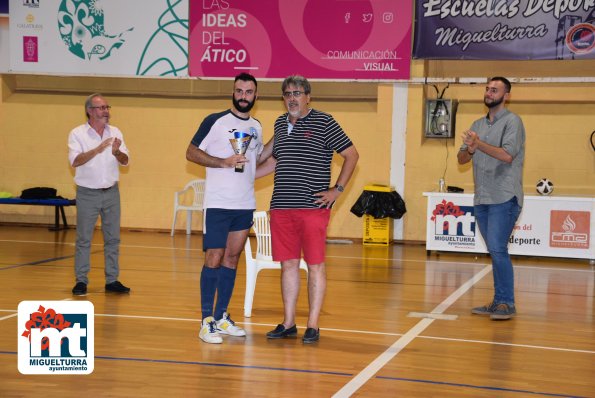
1, 238, 592, 275
0, 350, 586, 398
374, 376, 588, 398
0, 309, 592, 355
1, 237, 592, 261
407, 312, 458, 320
332, 264, 492, 397
0, 254, 76, 270
0, 239, 204, 252
418, 335, 594, 355
0, 313, 17, 321
0, 298, 71, 321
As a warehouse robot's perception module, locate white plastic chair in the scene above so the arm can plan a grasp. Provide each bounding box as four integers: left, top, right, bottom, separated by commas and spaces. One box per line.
171, 179, 205, 236
243, 211, 308, 318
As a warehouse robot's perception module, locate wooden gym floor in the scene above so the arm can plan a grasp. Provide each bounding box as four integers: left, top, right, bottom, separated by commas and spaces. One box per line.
0, 225, 593, 398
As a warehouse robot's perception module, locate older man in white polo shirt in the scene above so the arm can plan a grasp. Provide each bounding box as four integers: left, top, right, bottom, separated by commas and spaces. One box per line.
67, 93, 130, 296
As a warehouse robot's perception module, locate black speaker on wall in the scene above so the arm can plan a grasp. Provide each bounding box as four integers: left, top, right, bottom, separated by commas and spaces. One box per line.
424, 99, 457, 139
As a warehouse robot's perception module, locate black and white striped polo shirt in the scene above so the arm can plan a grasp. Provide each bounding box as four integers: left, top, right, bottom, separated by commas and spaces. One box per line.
271, 109, 353, 209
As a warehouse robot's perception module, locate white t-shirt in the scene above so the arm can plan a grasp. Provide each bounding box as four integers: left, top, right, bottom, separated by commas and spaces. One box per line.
190, 110, 263, 209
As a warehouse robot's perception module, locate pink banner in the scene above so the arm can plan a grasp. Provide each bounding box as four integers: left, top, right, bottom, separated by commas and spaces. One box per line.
189, 0, 412, 80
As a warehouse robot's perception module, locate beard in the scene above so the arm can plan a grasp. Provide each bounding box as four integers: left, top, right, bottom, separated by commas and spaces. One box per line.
232, 96, 255, 113
287, 101, 302, 119
288, 109, 301, 119
484, 95, 504, 108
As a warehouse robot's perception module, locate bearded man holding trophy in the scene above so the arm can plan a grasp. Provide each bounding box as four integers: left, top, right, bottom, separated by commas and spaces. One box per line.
186, 73, 263, 344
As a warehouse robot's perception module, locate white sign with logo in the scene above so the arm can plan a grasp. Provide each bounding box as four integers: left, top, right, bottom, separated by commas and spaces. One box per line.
9, 0, 188, 76
424, 192, 595, 260
18, 300, 94, 375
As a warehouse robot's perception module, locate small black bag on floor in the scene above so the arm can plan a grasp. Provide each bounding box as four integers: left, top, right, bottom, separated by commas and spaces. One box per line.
20, 187, 57, 199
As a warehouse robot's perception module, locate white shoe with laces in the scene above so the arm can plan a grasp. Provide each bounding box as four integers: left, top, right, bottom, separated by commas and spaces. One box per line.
216, 312, 246, 337
199, 316, 222, 344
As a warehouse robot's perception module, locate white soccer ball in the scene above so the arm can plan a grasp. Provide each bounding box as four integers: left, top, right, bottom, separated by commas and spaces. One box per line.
536, 178, 554, 195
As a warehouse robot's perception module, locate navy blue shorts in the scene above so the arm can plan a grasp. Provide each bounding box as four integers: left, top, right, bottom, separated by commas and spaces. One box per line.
203, 208, 254, 250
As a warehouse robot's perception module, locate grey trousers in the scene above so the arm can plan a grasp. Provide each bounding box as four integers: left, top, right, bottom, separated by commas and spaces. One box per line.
74, 184, 121, 285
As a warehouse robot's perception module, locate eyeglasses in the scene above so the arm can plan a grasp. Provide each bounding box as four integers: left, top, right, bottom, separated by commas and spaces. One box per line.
282, 91, 305, 99
90, 105, 111, 111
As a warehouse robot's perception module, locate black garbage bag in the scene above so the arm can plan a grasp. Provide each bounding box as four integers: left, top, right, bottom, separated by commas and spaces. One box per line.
350, 190, 406, 219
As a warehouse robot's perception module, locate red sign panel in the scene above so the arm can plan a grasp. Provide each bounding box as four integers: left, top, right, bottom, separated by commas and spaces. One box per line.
550, 210, 590, 249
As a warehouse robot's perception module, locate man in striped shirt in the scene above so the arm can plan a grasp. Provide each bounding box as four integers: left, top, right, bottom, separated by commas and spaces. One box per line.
258, 75, 359, 343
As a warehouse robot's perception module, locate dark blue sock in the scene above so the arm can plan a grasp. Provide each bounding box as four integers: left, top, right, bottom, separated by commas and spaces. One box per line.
200, 266, 219, 320
214, 266, 237, 320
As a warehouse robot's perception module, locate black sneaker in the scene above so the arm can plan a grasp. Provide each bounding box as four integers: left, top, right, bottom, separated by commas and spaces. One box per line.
72, 282, 87, 296
266, 324, 297, 339
105, 281, 131, 293
302, 328, 320, 344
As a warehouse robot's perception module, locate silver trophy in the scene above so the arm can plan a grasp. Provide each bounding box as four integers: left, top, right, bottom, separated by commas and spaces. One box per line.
229, 131, 253, 173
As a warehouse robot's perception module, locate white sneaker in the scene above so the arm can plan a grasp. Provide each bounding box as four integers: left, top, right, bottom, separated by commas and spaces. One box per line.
216, 312, 246, 337
199, 316, 222, 344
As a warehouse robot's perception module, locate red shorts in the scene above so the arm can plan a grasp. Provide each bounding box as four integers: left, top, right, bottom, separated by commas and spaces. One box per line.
270, 209, 331, 265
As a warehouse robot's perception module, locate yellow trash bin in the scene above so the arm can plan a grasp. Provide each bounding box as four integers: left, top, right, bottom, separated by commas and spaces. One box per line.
362, 185, 393, 246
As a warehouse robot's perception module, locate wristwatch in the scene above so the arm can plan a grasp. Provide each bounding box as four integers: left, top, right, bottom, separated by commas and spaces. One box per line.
334, 184, 344, 192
